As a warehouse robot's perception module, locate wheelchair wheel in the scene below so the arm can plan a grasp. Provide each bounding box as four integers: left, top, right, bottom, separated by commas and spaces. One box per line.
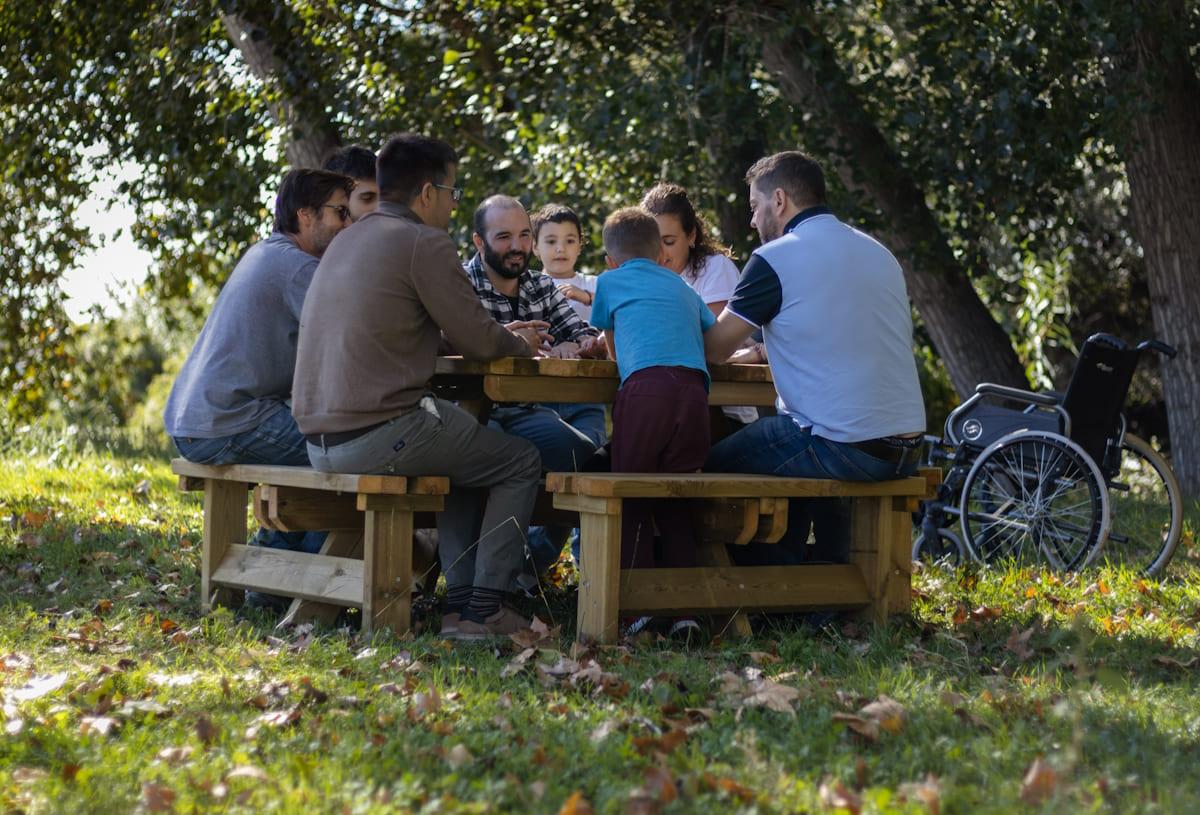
912, 528, 966, 567
959, 430, 1109, 570
1099, 433, 1183, 577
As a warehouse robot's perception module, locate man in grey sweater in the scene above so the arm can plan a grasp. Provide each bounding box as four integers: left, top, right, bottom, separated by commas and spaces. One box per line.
293, 134, 543, 641
164, 168, 354, 559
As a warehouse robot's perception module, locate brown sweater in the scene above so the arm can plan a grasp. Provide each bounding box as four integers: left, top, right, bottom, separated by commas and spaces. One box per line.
292, 202, 530, 434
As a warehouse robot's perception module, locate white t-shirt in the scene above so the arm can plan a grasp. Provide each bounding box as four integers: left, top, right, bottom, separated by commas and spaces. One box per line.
683, 253, 740, 305
683, 253, 758, 425
546, 272, 599, 322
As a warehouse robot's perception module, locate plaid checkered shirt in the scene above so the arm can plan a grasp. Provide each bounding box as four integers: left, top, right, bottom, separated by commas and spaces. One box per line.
464, 254, 599, 344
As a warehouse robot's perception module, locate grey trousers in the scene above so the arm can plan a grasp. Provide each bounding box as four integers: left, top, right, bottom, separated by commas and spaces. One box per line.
307, 397, 541, 592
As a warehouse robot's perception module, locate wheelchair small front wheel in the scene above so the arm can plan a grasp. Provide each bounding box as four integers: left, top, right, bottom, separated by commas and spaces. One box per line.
1100, 433, 1183, 577
912, 529, 967, 567
959, 430, 1109, 571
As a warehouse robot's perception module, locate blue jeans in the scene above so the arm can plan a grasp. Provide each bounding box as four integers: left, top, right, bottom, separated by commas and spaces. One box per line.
705, 416, 917, 566
172, 406, 326, 554
489, 404, 606, 575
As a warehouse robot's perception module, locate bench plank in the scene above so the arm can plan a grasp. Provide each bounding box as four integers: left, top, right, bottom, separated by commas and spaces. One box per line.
617, 564, 870, 614
211, 544, 363, 606
547, 473, 929, 498
170, 459, 448, 496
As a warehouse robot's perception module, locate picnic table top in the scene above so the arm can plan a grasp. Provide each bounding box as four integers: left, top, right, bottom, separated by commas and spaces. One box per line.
434, 355, 773, 383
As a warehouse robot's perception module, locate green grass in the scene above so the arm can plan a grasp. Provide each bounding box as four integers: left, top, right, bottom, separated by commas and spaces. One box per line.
2, 445, 1200, 814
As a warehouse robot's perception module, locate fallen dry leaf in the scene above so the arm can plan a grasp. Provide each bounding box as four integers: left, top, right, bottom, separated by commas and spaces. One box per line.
831, 712, 880, 743
10, 672, 68, 701
445, 743, 474, 769
156, 746, 195, 765
558, 790, 595, 815
226, 765, 269, 782
1153, 655, 1199, 670
256, 707, 301, 728
641, 766, 678, 804
142, 782, 176, 812
79, 715, 120, 736
195, 715, 218, 745
1006, 625, 1036, 661
970, 605, 1003, 622
511, 616, 560, 649
1020, 757, 1058, 805
860, 695, 907, 734
818, 779, 862, 814
409, 688, 442, 721
898, 774, 942, 815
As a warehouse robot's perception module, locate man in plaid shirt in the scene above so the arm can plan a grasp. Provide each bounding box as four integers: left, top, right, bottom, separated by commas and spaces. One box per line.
463, 195, 609, 583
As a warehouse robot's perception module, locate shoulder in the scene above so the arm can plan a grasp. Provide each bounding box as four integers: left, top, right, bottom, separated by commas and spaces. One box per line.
701, 252, 739, 276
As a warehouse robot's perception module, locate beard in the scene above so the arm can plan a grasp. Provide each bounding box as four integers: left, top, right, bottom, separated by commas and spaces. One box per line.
483, 241, 531, 279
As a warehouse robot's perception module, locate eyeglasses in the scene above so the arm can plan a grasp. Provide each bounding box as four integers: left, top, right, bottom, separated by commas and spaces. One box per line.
432, 183, 464, 202
322, 204, 351, 222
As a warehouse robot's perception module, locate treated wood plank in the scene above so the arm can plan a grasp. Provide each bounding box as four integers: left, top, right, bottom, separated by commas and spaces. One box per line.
848, 497, 892, 625
211, 544, 363, 606
577, 510, 622, 644
357, 493, 445, 513
698, 499, 760, 546
170, 459, 449, 496
485, 374, 619, 404
708, 381, 778, 407
363, 505, 414, 636
888, 511, 914, 615
551, 493, 623, 515
551, 473, 930, 499
755, 497, 789, 544
262, 486, 362, 531
202, 479, 249, 613
278, 530, 365, 629
617, 564, 870, 614
696, 543, 753, 637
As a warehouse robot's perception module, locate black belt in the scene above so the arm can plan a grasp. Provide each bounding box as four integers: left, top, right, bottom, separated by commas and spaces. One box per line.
306, 419, 388, 448
846, 435, 923, 463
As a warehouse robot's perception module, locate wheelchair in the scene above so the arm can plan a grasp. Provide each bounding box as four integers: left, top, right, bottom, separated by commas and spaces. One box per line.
914, 333, 1182, 575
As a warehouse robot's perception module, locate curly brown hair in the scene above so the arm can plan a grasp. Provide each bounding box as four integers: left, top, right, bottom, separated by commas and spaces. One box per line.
639, 182, 731, 278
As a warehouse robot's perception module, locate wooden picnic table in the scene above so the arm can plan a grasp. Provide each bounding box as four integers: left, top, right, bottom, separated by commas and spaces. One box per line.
431, 356, 776, 410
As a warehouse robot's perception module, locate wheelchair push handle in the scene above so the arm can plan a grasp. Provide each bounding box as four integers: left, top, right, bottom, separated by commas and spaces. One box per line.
1136, 339, 1177, 359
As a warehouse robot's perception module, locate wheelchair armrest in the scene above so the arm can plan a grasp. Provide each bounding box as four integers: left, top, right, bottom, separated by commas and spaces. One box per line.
975, 382, 1061, 407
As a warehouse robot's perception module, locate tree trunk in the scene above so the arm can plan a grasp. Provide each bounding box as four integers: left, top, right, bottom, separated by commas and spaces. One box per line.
1117, 0, 1200, 496
221, 11, 340, 168
740, 3, 1029, 397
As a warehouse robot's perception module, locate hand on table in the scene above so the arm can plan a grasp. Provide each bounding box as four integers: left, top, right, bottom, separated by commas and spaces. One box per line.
726, 342, 767, 364
577, 335, 608, 359
504, 320, 554, 354
545, 341, 581, 359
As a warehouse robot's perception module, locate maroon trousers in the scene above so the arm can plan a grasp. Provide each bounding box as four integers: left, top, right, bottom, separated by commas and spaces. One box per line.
610, 366, 711, 569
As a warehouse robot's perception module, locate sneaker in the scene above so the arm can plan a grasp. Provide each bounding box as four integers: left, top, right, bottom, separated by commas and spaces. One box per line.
439, 612, 461, 637
448, 607, 531, 641
622, 615, 658, 638
667, 617, 703, 645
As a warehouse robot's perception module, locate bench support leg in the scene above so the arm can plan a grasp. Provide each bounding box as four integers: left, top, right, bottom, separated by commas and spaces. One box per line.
202, 478, 247, 613
363, 505, 414, 636
577, 508, 622, 644
696, 542, 753, 638
849, 496, 893, 625
888, 506, 913, 615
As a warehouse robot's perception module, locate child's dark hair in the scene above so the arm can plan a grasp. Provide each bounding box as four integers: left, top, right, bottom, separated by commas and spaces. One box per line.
530, 203, 582, 241
322, 144, 378, 181
640, 182, 730, 277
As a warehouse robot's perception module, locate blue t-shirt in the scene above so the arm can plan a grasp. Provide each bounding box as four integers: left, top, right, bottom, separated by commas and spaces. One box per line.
727, 208, 925, 442
589, 258, 715, 388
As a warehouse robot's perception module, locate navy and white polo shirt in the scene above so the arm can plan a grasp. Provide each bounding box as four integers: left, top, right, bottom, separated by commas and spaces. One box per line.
727, 208, 926, 443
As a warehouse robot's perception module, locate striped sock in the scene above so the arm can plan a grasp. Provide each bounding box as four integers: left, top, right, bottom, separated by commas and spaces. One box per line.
445, 585, 472, 614
462, 586, 505, 623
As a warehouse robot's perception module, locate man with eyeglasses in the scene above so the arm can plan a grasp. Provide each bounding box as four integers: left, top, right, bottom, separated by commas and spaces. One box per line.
164, 168, 355, 572
293, 134, 546, 641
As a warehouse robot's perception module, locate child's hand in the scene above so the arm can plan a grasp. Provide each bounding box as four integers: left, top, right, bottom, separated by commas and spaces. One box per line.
545, 341, 581, 359
556, 283, 593, 306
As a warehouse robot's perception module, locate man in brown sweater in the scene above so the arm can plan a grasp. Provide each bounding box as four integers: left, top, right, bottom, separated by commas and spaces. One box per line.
292, 134, 543, 640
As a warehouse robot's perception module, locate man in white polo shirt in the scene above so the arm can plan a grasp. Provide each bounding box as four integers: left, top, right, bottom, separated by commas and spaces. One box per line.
703, 150, 925, 565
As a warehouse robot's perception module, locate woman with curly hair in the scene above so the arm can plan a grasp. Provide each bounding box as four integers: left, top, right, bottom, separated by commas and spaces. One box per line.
640, 182, 740, 318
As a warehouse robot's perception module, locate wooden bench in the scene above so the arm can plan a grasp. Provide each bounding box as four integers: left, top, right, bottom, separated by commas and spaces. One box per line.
172, 460, 448, 635
546, 471, 937, 643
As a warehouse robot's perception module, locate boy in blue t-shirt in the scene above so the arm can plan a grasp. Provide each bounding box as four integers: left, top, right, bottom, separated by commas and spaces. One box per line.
589, 207, 715, 577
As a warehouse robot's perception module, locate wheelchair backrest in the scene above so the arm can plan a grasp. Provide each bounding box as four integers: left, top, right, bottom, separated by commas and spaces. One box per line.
1060, 333, 1140, 463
